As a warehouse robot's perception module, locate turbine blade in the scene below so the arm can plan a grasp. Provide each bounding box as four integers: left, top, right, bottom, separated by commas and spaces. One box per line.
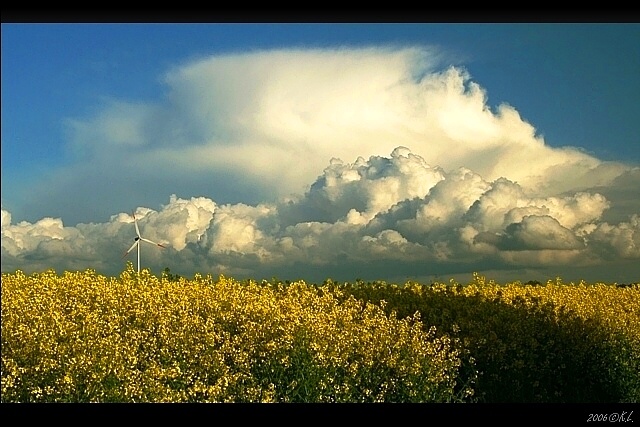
133, 212, 141, 237
123, 241, 139, 257
140, 237, 166, 248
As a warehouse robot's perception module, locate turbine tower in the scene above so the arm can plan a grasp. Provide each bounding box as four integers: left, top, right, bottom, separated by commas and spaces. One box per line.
123, 211, 166, 273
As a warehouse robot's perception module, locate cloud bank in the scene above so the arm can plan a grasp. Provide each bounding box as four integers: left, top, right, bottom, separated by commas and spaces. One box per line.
2, 46, 639, 283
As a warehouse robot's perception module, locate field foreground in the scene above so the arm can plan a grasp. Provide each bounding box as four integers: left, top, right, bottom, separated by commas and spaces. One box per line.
2, 265, 639, 403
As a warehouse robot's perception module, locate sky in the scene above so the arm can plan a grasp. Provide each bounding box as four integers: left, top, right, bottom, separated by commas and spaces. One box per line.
2, 22, 639, 284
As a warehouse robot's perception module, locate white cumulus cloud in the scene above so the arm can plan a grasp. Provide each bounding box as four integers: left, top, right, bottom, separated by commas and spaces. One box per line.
2, 46, 639, 283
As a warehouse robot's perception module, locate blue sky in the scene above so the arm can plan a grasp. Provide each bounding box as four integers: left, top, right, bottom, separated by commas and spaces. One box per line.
2, 23, 639, 283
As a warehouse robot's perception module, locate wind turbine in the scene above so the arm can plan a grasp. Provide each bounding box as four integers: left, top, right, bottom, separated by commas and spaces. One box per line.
123, 211, 166, 273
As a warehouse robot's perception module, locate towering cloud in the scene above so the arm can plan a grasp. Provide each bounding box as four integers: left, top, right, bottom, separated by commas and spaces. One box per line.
2, 47, 639, 283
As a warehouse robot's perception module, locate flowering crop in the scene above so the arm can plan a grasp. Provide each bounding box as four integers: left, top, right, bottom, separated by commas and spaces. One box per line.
1, 265, 470, 402
3, 266, 636, 402
340, 273, 640, 403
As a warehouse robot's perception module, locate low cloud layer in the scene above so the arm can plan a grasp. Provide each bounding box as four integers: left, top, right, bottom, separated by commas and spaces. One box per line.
2, 46, 639, 283
3, 147, 639, 283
